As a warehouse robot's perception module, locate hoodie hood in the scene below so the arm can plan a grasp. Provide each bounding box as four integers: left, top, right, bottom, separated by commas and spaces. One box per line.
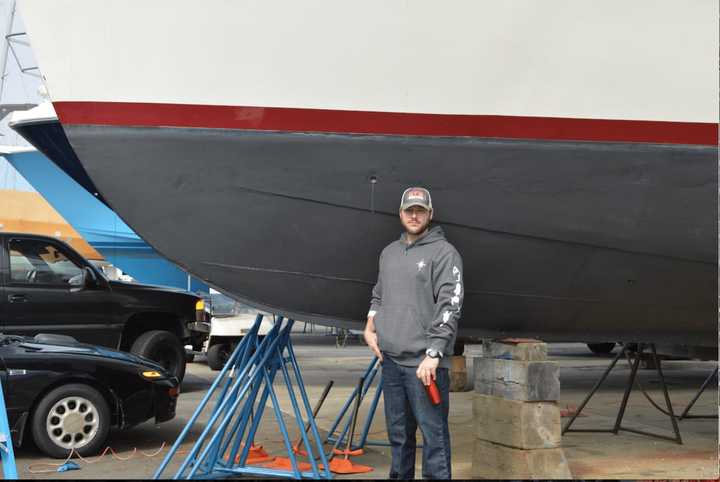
400, 225, 446, 248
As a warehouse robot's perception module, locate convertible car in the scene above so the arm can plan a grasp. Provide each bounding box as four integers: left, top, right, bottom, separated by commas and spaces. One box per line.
1, 333, 178, 458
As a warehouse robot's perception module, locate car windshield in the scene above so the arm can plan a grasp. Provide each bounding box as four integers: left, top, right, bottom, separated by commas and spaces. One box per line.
210, 292, 242, 317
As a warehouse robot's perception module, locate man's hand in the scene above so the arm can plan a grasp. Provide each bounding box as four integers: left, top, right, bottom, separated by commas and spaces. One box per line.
363, 316, 383, 362
416, 356, 439, 386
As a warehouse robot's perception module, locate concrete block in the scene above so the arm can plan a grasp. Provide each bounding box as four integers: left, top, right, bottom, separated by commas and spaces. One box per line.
472, 438, 572, 479
464, 345, 483, 389
474, 358, 560, 401
473, 394, 561, 449
483, 339, 547, 361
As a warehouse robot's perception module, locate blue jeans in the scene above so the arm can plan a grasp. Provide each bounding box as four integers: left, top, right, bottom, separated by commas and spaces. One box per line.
382, 356, 451, 479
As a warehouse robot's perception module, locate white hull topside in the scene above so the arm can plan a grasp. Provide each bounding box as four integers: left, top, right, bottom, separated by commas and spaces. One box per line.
19, 0, 719, 124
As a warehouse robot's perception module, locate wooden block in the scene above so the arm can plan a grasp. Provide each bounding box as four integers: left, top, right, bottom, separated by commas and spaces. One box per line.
450, 354, 466, 370
449, 355, 468, 392
473, 394, 561, 449
483, 339, 547, 361
472, 438, 572, 479
474, 358, 560, 401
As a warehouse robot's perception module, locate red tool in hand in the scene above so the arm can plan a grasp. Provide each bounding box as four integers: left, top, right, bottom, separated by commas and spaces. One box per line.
425, 379, 441, 405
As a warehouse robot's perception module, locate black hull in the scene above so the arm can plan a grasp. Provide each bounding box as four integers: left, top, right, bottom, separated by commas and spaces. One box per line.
18, 123, 720, 345
11, 120, 108, 206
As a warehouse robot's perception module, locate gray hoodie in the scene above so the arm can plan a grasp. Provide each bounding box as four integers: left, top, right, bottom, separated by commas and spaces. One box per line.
369, 225, 463, 369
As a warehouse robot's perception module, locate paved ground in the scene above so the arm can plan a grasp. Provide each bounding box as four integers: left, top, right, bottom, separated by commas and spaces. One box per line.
14, 336, 719, 479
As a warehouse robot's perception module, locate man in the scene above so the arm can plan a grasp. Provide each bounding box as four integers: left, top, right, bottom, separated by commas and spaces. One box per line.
364, 186, 463, 480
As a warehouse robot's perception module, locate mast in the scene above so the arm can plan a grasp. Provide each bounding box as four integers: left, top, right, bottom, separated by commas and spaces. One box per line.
0, 0, 16, 102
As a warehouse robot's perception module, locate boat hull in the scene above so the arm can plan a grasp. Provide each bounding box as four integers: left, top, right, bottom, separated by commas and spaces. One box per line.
15, 0, 718, 345
60, 123, 717, 345
2, 147, 208, 292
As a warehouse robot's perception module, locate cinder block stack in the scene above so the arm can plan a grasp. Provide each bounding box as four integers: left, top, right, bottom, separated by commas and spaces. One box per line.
471, 339, 572, 479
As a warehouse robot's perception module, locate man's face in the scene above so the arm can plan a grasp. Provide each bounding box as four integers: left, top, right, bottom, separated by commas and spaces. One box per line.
400, 205, 432, 235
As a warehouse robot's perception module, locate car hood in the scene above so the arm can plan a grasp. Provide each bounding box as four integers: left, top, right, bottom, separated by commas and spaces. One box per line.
15, 338, 166, 371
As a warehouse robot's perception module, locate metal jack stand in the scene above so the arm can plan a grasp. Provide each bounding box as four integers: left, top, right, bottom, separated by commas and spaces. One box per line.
677, 367, 718, 420
154, 314, 332, 480
326, 356, 384, 451
326, 356, 423, 451
562, 343, 682, 444
0, 378, 18, 480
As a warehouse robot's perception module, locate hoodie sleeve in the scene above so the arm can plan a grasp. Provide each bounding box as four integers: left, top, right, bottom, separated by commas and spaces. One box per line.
368, 251, 383, 317
428, 246, 463, 355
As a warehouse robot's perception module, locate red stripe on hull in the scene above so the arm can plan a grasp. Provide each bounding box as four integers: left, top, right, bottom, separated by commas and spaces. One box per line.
54, 101, 718, 146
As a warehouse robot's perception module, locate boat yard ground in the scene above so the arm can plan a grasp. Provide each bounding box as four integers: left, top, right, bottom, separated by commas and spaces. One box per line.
15, 336, 718, 480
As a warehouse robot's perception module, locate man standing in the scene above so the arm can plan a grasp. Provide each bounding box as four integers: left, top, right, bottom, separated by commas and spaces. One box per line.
364, 187, 463, 479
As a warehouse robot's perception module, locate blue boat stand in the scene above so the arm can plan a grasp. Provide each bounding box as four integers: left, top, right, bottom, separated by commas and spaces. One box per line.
325, 356, 422, 451
0, 376, 18, 479
154, 314, 332, 479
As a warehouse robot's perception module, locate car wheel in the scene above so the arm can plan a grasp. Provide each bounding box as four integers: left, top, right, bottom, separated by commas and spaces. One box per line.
31, 384, 110, 458
207, 343, 231, 371
587, 342, 616, 354
131, 330, 186, 381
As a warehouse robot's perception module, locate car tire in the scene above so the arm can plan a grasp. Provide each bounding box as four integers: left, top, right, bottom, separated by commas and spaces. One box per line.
587, 342, 616, 354
31, 384, 110, 459
207, 343, 231, 371
131, 330, 186, 381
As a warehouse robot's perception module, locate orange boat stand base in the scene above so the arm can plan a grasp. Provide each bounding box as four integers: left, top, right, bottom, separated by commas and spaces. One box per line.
224, 443, 275, 465
319, 457, 374, 475
264, 457, 314, 472
333, 447, 364, 457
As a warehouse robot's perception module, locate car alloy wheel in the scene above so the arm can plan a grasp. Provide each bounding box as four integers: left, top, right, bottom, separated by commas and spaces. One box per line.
45, 396, 100, 450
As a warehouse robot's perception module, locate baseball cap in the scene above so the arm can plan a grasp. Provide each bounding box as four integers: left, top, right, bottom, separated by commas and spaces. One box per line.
400, 187, 433, 211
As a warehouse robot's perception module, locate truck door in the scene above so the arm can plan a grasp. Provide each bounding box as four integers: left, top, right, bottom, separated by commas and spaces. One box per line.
4, 236, 119, 347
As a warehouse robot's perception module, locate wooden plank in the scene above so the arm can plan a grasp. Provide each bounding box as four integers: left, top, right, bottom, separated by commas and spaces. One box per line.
483, 339, 548, 361
472, 438, 572, 479
474, 358, 560, 401
473, 394, 561, 449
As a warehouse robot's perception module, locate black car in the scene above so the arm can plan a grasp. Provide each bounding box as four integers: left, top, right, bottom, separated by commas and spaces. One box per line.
0, 232, 210, 380
1, 333, 179, 458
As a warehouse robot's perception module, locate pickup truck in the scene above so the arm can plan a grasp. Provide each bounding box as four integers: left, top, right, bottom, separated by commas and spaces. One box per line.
0, 232, 208, 380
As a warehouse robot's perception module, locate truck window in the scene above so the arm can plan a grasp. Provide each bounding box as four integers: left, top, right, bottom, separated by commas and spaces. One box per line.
9, 238, 83, 286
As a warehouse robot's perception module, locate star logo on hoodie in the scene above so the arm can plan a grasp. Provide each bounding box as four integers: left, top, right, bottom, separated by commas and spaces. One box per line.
417, 260, 426, 272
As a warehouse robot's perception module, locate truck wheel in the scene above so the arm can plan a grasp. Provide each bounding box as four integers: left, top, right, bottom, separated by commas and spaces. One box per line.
207, 343, 231, 371
131, 330, 186, 381
31, 384, 110, 458
587, 342, 616, 354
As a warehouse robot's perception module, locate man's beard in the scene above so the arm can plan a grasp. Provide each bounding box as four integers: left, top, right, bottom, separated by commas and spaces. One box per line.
402, 218, 430, 235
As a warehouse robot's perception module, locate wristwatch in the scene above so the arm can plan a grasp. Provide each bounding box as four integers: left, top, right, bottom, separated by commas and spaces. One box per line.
426, 348, 443, 359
